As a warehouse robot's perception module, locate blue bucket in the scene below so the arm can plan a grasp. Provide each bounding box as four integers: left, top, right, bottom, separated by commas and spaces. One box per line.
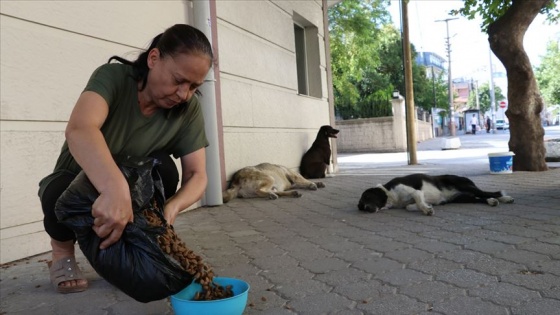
171, 277, 250, 315
488, 152, 514, 174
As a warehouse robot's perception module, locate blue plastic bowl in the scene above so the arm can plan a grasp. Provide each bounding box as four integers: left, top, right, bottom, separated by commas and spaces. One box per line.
171, 277, 250, 315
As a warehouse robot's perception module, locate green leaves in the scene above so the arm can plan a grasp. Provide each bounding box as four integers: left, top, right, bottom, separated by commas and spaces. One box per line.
329, 0, 449, 119
452, 0, 559, 32
535, 40, 560, 107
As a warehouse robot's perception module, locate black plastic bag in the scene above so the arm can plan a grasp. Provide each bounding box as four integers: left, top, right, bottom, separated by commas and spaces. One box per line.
55, 156, 193, 303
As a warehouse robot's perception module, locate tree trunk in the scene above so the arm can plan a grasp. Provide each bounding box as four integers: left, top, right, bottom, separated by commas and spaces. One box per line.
487, 0, 549, 171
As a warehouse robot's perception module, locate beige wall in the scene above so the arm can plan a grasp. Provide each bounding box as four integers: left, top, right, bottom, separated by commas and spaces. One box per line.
336, 100, 434, 153
1, 1, 190, 264
216, 0, 332, 177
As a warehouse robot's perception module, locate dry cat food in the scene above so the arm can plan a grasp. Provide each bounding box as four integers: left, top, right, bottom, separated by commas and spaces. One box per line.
143, 209, 234, 301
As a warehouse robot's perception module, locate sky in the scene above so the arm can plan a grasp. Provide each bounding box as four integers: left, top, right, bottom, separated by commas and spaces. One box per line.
388, 0, 560, 84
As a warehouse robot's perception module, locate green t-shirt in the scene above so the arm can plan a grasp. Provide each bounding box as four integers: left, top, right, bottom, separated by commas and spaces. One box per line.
38, 63, 208, 198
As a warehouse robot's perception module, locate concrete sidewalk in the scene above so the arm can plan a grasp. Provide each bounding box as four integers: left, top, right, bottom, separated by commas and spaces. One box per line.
2, 143, 559, 314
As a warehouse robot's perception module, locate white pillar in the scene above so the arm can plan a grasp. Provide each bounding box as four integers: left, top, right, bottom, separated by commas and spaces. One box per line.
193, 1, 222, 206
392, 96, 407, 151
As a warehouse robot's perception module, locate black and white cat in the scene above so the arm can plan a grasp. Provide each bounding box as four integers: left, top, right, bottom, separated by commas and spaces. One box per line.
358, 173, 514, 216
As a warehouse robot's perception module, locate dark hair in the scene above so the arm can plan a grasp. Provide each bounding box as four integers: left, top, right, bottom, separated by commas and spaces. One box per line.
108, 24, 214, 115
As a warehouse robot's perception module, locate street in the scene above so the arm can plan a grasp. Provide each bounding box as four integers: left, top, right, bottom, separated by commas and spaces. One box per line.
337, 125, 560, 174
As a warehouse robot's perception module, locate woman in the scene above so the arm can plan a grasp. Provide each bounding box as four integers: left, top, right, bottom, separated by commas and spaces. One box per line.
38, 24, 214, 293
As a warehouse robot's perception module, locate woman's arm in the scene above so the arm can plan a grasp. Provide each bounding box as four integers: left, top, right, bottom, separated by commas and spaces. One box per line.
163, 148, 207, 225
65, 91, 133, 249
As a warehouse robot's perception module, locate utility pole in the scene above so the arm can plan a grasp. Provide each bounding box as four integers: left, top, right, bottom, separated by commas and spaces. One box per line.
488, 48, 497, 134
401, 0, 417, 165
475, 80, 480, 110
436, 17, 458, 136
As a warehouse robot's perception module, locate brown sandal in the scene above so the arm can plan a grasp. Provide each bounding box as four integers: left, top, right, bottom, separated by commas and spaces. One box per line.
48, 256, 88, 293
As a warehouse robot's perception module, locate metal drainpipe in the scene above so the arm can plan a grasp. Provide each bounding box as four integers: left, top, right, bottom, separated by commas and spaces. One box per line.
192, 0, 223, 206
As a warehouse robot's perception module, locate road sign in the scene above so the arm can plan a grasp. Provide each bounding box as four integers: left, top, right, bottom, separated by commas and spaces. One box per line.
499, 101, 507, 108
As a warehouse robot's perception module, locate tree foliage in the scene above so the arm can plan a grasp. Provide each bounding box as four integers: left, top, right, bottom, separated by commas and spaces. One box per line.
329, 0, 449, 119
535, 40, 560, 106
329, 0, 390, 114
468, 82, 506, 114
451, 0, 559, 32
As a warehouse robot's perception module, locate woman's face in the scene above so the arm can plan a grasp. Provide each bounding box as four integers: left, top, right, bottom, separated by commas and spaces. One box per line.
146, 48, 211, 109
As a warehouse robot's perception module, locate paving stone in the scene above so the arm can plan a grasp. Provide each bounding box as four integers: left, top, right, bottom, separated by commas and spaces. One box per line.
375, 269, 432, 286
332, 280, 396, 301
464, 239, 514, 254
260, 266, 315, 284
407, 258, 463, 275
356, 293, 428, 314
376, 230, 432, 245
299, 257, 349, 273
413, 239, 461, 253
517, 242, 560, 259
314, 267, 372, 286
541, 286, 560, 299
333, 247, 382, 262
237, 241, 287, 257
272, 279, 331, 300
494, 249, 551, 265
466, 256, 526, 276
352, 257, 404, 274
469, 282, 541, 306
288, 292, 354, 314
246, 288, 288, 312
500, 272, 560, 291
527, 260, 560, 277
383, 248, 434, 264
314, 237, 364, 253
252, 255, 300, 271
399, 280, 466, 303
362, 239, 411, 253
485, 233, 533, 245
542, 236, 560, 245
432, 296, 508, 314
438, 249, 493, 264
485, 223, 554, 238
436, 269, 498, 288
246, 306, 292, 315
511, 298, 560, 315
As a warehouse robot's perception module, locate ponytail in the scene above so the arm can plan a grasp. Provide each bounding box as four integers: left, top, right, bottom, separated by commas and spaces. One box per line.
108, 33, 163, 91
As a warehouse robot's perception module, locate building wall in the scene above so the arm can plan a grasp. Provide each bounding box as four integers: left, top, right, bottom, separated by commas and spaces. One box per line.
336, 117, 397, 153
0, 1, 191, 264
336, 119, 434, 153
215, 1, 332, 178
336, 99, 434, 153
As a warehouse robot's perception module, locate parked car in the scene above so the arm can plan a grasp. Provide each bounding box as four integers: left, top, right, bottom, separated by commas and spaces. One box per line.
496, 119, 509, 130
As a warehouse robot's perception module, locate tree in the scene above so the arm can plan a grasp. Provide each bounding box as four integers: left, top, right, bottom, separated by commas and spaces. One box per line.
329, 1, 449, 119
453, 0, 559, 171
329, 0, 390, 117
415, 70, 449, 111
535, 40, 560, 107
469, 82, 506, 114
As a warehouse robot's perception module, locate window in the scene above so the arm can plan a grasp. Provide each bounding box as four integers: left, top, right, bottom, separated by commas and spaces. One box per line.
293, 13, 322, 98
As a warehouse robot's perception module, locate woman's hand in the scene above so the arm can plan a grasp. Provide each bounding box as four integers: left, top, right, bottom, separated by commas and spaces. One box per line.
91, 182, 134, 249
161, 148, 208, 226
163, 203, 179, 226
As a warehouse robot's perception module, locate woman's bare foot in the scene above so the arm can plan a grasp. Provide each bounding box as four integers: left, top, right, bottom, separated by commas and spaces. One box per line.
50, 239, 88, 290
